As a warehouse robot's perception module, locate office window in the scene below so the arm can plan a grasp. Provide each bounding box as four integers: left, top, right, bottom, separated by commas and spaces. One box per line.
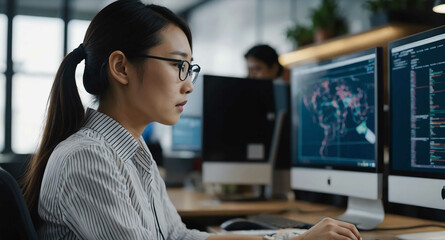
68, 19, 95, 108
12, 15, 63, 153
12, 74, 53, 153
12, 15, 63, 74
189, 0, 256, 77
0, 14, 6, 72
0, 75, 4, 151
68, 19, 89, 52
262, 0, 293, 54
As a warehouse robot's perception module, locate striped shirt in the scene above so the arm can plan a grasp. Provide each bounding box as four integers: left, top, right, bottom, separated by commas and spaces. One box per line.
38, 108, 210, 240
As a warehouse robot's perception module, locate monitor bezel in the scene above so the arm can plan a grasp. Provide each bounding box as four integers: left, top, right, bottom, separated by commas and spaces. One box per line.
291, 47, 384, 174
388, 25, 445, 180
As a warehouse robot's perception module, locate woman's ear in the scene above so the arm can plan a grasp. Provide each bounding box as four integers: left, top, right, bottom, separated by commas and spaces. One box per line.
107, 50, 130, 85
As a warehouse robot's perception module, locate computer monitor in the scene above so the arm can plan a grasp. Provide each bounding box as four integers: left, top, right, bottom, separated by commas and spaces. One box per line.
202, 75, 290, 191
389, 26, 445, 239
290, 48, 384, 230
171, 115, 201, 153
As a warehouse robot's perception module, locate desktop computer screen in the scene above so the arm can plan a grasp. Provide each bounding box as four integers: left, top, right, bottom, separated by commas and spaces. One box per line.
389, 26, 445, 238
171, 116, 201, 152
290, 48, 384, 230
202, 75, 290, 188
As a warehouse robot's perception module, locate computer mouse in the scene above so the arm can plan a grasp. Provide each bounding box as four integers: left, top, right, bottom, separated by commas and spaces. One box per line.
220, 218, 274, 231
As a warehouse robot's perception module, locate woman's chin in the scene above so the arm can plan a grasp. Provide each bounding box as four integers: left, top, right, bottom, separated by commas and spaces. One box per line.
159, 117, 180, 126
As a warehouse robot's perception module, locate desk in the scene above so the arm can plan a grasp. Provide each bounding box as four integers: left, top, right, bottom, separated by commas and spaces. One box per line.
167, 188, 325, 218
167, 188, 445, 240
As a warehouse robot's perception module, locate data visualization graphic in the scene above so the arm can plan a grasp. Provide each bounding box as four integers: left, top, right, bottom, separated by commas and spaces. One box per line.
296, 56, 376, 168
303, 77, 374, 156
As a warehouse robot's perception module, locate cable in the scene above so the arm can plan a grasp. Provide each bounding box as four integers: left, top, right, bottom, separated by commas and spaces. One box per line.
152, 198, 165, 240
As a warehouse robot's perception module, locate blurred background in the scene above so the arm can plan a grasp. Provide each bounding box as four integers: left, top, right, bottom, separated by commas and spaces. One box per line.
0, 0, 441, 180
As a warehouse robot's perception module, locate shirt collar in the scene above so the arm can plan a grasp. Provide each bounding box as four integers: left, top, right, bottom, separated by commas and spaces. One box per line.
134, 138, 154, 173
83, 108, 139, 162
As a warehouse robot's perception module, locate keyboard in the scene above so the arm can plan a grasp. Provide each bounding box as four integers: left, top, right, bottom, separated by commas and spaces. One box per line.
247, 214, 313, 230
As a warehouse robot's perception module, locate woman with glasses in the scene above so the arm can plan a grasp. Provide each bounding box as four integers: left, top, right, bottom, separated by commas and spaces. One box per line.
22, 1, 360, 240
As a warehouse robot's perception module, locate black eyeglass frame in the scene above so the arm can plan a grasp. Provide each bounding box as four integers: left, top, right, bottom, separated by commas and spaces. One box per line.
137, 55, 201, 84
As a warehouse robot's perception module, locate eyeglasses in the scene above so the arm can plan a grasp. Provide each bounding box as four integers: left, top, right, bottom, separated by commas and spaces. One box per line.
137, 55, 201, 84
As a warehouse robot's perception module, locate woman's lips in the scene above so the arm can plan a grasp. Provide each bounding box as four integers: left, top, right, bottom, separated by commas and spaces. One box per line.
176, 100, 187, 111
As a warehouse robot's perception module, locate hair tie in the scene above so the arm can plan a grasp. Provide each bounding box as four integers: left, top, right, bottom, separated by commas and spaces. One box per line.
72, 44, 86, 64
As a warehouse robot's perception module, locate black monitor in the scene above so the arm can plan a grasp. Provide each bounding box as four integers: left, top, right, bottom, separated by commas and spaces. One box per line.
389, 26, 445, 239
290, 48, 384, 230
202, 75, 290, 191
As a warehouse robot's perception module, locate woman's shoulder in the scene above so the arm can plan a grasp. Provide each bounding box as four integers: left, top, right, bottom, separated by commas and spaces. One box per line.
49, 128, 116, 168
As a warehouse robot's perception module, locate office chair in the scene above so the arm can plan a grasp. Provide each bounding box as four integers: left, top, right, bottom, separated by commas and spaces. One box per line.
0, 166, 38, 240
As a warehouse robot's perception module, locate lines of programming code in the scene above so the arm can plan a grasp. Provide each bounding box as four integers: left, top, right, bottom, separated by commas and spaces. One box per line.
429, 68, 445, 166
407, 43, 445, 169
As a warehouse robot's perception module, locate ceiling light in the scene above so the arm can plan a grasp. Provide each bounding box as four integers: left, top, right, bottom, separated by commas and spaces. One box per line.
433, 0, 445, 14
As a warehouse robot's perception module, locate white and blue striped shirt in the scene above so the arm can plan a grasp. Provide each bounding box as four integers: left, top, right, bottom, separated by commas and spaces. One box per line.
38, 108, 210, 240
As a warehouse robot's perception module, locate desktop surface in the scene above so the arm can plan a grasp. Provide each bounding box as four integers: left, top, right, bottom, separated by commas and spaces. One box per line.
166, 188, 305, 217
167, 188, 445, 240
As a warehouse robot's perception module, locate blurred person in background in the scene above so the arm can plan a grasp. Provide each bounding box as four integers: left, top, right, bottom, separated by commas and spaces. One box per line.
245, 44, 287, 81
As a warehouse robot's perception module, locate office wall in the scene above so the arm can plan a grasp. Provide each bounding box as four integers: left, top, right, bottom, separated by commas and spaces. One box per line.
155, 0, 373, 156
188, 0, 371, 78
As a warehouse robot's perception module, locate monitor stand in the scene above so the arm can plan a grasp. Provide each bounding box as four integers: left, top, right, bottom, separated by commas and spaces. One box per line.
397, 231, 445, 240
336, 197, 384, 230
264, 111, 290, 200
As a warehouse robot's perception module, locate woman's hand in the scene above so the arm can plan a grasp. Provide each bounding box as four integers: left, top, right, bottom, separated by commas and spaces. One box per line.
295, 218, 361, 240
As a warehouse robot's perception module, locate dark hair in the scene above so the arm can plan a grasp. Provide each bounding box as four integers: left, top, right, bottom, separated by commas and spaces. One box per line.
244, 44, 283, 78
22, 0, 192, 226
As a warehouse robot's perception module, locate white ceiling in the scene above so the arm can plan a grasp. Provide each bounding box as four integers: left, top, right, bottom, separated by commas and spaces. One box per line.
14, 0, 205, 17
70, 0, 204, 13
144, 0, 204, 13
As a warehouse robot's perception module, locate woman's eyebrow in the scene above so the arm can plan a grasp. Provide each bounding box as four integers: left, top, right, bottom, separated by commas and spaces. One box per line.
169, 51, 193, 61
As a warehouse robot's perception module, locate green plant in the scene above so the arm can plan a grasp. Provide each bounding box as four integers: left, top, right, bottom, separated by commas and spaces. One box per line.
311, 0, 347, 35
363, 0, 427, 14
286, 23, 314, 47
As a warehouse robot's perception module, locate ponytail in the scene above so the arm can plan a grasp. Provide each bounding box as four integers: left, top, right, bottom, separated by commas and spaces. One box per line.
22, 44, 86, 226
